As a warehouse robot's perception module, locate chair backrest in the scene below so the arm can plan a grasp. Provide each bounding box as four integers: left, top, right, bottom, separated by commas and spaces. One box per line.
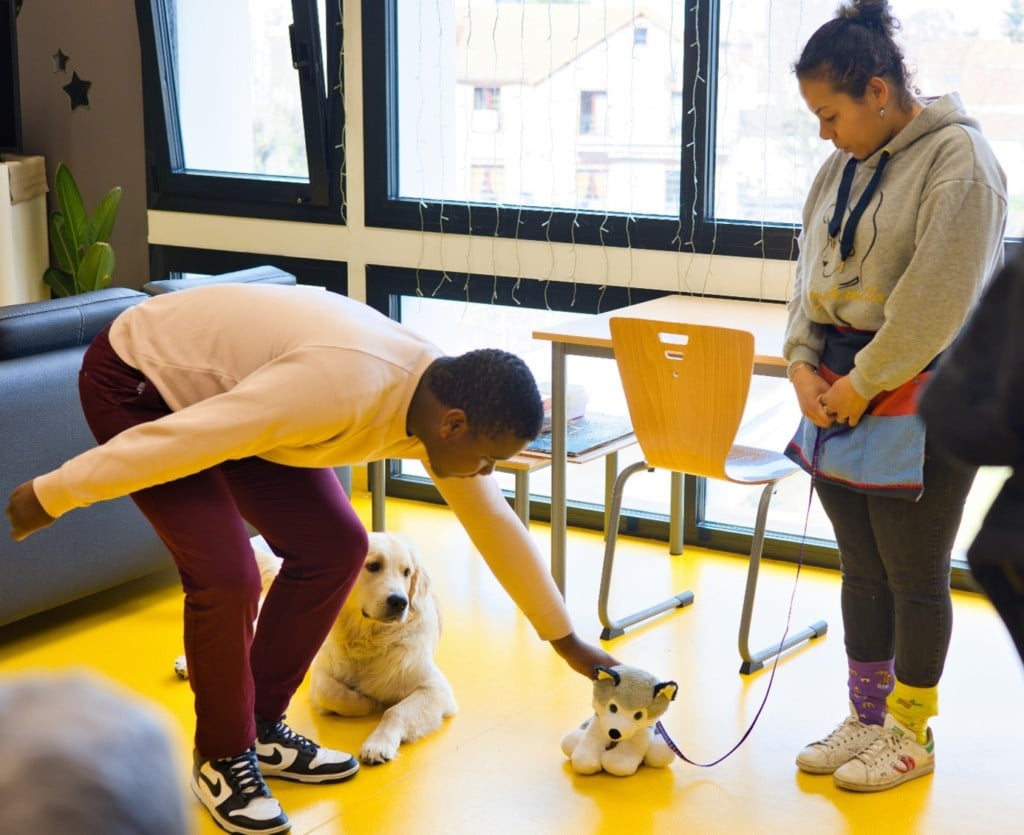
609, 317, 755, 480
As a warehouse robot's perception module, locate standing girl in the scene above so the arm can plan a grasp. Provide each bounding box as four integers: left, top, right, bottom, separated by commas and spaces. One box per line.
784, 0, 1007, 792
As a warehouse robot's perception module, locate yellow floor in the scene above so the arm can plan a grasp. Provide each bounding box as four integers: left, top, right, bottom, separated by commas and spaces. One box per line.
2, 491, 1022, 835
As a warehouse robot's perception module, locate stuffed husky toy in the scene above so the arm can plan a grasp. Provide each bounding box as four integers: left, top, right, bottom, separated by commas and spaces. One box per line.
561, 664, 678, 776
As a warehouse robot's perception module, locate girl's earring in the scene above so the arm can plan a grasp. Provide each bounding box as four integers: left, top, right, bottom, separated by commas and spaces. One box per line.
878, 106, 886, 118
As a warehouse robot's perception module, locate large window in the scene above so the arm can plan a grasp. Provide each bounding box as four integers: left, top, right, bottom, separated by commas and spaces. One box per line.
135, 0, 343, 222
364, 0, 1023, 255
358, 0, 1020, 586
369, 267, 1000, 587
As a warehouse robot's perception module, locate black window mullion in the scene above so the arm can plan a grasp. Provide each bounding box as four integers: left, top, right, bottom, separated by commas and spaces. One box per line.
289, 0, 330, 206
677, 0, 705, 253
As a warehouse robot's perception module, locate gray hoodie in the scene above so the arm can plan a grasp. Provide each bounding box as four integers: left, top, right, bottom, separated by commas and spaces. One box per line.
784, 92, 1007, 400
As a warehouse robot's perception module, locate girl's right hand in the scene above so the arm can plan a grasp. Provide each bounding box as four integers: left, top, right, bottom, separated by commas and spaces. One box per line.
790, 366, 833, 428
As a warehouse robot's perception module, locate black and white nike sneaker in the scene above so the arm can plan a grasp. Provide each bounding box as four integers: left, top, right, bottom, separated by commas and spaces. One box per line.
191, 747, 290, 835
255, 715, 360, 784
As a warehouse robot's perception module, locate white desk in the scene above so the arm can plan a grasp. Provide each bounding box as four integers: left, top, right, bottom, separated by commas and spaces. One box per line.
532, 294, 789, 595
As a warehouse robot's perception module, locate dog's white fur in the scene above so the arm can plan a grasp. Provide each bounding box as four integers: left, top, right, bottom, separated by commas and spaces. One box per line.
255, 531, 457, 765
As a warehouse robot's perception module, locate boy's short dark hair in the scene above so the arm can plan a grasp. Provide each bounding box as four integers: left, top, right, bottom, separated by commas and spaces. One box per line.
423, 348, 544, 441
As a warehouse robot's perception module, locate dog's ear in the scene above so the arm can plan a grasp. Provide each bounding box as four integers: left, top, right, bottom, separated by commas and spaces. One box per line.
406, 549, 431, 614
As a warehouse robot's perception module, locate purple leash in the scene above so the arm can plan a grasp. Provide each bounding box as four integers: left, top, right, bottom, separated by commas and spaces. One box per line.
654, 428, 823, 767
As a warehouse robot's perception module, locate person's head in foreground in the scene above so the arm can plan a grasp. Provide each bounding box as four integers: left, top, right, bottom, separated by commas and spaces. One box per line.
0, 669, 190, 835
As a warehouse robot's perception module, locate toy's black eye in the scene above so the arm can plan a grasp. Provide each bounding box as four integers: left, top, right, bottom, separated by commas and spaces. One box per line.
365, 561, 381, 573
634, 711, 643, 721
609, 704, 618, 713
404, 568, 412, 577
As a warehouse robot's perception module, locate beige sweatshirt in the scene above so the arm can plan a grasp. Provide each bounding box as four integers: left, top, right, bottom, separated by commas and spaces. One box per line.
32, 283, 572, 640
785, 93, 1007, 398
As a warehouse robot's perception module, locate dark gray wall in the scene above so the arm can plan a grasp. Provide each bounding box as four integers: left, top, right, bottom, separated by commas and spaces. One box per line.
16, 0, 149, 288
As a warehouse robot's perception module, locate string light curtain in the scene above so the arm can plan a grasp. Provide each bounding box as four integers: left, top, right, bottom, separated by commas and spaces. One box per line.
365, 0, 1021, 305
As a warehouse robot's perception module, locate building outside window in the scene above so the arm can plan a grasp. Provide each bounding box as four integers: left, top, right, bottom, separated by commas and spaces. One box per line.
472, 85, 501, 132
470, 164, 504, 201
578, 90, 608, 136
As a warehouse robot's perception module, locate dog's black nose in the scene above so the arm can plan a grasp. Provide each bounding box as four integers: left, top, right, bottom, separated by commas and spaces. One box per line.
608, 729, 621, 740
387, 594, 408, 615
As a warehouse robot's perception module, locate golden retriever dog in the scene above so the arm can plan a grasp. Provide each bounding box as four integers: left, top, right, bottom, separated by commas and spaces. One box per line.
175, 532, 457, 764
255, 531, 458, 765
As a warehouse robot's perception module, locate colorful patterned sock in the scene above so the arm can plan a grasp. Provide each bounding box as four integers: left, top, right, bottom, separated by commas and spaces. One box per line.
887, 680, 938, 744
847, 658, 895, 726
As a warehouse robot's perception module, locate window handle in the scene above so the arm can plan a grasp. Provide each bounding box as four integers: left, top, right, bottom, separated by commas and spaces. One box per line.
289, 23, 311, 81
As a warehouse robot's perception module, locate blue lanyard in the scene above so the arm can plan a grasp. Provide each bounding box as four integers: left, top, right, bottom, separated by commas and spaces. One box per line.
828, 150, 892, 271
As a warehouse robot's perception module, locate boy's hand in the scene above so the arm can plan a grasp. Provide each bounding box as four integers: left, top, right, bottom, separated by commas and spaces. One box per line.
6, 481, 55, 541
550, 632, 620, 678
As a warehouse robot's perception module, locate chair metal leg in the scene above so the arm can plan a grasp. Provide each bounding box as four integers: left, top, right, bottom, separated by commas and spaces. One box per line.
598, 462, 694, 640
669, 471, 684, 555
737, 481, 828, 674
603, 452, 618, 537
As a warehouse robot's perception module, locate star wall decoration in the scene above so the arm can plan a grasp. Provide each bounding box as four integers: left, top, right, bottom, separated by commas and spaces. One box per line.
52, 49, 69, 73
62, 71, 91, 110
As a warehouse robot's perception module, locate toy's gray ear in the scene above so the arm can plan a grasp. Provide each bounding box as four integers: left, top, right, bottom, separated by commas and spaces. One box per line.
595, 665, 621, 685
654, 680, 678, 702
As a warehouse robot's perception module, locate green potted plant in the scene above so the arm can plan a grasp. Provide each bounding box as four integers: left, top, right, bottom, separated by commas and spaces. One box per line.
43, 161, 122, 297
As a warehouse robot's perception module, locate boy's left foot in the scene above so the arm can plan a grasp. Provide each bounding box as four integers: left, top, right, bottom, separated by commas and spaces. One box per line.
832, 714, 934, 792
255, 715, 360, 784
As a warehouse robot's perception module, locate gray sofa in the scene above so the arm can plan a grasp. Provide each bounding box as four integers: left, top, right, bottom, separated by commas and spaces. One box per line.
0, 266, 297, 627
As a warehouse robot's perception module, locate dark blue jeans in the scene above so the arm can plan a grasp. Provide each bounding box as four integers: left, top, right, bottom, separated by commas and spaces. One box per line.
814, 446, 976, 687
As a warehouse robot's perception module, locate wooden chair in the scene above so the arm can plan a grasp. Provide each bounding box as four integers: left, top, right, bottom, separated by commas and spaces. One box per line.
600, 318, 827, 674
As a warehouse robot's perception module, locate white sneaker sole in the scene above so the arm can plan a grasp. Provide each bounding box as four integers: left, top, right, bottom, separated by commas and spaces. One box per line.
832, 759, 935, 793
795, 753, 849, 775
258, 757, 360, 784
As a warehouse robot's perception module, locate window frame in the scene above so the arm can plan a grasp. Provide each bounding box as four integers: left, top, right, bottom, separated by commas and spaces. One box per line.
146, 244, 348, 294
362, 1, 1020, 259
134, 0, 345, 223
364, 265, 983, 592
363, 266, 842, 565
361, 0, 802, 259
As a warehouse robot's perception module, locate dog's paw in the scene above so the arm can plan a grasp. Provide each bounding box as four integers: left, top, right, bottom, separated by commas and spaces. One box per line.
173, 655, 189, 680
359, 730, 401, 765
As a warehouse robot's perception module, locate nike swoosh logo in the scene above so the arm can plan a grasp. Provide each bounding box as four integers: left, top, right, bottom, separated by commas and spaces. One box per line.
198, 770, 226, 799
260, 748, 284, 766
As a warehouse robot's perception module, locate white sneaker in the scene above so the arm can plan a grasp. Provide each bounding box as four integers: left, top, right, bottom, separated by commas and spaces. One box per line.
795, 703, 886, 774
832, 713, 935, 792
191, 748, 290, 834
255, 715, 359, 784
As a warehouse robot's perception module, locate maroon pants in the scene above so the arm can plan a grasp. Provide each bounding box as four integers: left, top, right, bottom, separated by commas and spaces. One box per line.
79, 327, 367, 758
